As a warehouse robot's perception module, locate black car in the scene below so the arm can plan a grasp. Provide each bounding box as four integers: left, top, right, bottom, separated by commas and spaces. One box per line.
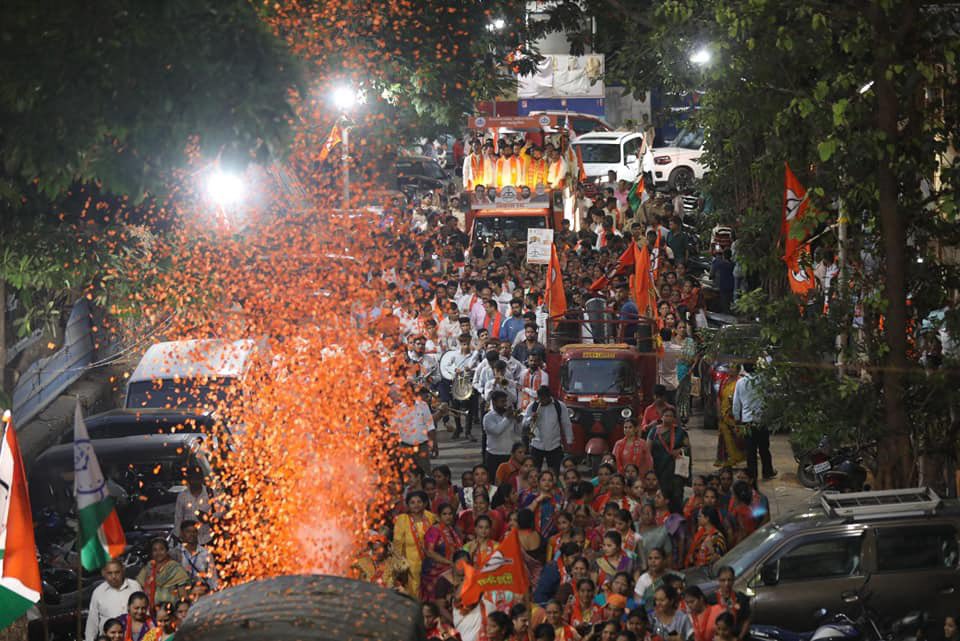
59, 408, 216, 444
394, 155, 455, 200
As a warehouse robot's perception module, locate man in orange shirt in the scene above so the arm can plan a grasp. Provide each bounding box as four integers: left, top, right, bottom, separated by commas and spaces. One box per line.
525, 146, 548, 190
496, 144, 523, 188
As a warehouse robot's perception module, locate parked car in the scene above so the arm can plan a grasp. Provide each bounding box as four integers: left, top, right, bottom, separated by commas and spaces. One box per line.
699, 323, 763, 429
652, 128, 709, 191
30, 433, 213, 531
393, 155, 456, 201
59, 408, 215, 445
571, 131, 647, 183
684, 487, 960, 632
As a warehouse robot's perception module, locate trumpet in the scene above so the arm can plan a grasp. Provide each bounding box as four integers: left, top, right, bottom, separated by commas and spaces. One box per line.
429, 390, 469, 416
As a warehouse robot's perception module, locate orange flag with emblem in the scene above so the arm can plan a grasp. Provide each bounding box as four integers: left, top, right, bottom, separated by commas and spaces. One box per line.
318, 123, 343, 163
546, 244, 567, 318
459, 527, 530, 605
782, 163, 815, 295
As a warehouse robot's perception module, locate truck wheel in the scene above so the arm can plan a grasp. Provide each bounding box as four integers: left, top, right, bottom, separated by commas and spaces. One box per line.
669, 167, 695, 192
176, 575, 426, 641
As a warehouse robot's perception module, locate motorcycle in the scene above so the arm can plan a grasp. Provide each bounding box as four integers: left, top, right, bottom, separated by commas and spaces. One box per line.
793, 435, 870, 492
751, 576, 927, 641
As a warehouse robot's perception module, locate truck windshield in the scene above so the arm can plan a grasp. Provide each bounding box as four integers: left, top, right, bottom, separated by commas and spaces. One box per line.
126, 378, 232, 410
561, 359, 636, 394
474, 216, 546, 243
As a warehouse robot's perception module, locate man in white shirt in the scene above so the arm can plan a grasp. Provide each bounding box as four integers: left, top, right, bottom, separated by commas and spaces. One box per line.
732, 361, 775, 483
171, 519, 218, 591
483, 360, 519, 411
437, 304, 463, 351
498, 340, 524, 383
522, 386, 572, 475
85, 560, 142, 641
174, 467, 214, 545
483, 390, 522, 478
391, 389, 439, 477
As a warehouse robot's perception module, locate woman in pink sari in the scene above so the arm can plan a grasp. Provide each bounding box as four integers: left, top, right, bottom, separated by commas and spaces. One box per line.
420, 502, 463, 601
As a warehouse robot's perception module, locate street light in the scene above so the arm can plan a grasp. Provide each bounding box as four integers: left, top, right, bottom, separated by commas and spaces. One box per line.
206, 170, 245, 206
487, 18, 506, 31
331, 85, 358, 207
689, 47, 711, 66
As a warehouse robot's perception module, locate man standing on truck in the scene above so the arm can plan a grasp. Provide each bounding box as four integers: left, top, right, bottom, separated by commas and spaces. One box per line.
463, 140, 484, 190
615, 282, 640, 346
496, 143, 523, 188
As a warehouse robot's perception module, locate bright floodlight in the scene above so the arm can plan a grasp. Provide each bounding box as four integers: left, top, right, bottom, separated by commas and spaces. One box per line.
332, 85, 357, 111
690, 48, 711, 66
487, 18, 506, 31
859, 81, 874, 94
206, 171, 245, 206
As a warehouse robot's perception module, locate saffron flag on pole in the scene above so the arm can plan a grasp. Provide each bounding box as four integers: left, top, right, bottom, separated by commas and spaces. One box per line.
74, 402, 127, 571
458, 527, 530, 606
317, 123, 343, 163
588, 243, 638, 292
546, 244, 568, 318
632, 242, 658, 320
782, 163, 815, 295
0, 410, 42, 630
627, 176, 644, 212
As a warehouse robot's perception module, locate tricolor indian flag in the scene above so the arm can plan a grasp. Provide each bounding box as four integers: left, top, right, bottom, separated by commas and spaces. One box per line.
74, 402, 126, 571
0, 409, 42, 630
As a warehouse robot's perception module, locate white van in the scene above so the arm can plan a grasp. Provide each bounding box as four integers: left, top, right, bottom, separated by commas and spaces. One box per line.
571, 131, 647, 183
125, 339, 262, 410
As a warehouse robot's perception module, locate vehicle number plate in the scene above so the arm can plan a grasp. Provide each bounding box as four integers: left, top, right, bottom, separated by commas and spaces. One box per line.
813, 461, 831, 474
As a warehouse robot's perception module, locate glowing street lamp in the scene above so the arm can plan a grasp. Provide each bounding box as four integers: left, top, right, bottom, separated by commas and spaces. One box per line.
206, 170, 245, 207
487, 18, 506, 31
689, 47, 712, 66
332, 85, 358, 111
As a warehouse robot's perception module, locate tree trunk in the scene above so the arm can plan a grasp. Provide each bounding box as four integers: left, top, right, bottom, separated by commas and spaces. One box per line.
872, 1, 915, 489
0, 278, 7, 401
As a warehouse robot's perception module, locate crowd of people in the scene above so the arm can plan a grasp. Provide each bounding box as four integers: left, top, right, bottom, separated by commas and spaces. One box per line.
357, 131, 783, 641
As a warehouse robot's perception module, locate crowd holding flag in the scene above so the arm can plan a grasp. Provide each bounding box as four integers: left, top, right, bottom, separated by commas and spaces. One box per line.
631, 243, 658, 320
782, 162, 816, 295
627, 176, 645, 212
0, 410, 42, 631
457, 527, 530, 606
74, 402, 127, 572
587, 243, 637, 292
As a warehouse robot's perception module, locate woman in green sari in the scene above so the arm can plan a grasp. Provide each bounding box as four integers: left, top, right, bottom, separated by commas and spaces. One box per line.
137, 539, 190, 610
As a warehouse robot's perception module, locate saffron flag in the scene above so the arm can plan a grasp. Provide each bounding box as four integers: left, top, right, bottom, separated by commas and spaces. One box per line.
627, 177, 644, 212
588, 243, 637, 292
782, 163, 815, 295
74, 403, 127, 571
318, 123, 343, 163
459, 528, 530, 606
0, 410, 42, 630
546, 244, 567, 318
632, 242, 658, 320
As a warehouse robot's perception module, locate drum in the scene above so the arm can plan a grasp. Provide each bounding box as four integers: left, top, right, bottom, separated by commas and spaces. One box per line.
439, 350, 459, 381
452, 372, 474, 401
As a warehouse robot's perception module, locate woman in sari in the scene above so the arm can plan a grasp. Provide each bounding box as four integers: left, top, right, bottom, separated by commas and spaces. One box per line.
613, 509, 641, 558
636, 503, 672, 566
521, 470, 564, 537
432, 465, 461, 514
421, 503, 463, 601
715, 377, 746, 468
564, 578, 603, 636
458, 491, 505, 541
463, 515, 499, 568
684, 507, 727, 569
422, 602, 460, 640
592, 532, 635, 589
653, 490, 672, 526
116, 592, 155, 641
683, 475, 708, 532
674, 322, 698, 425
142, 603, 176, 641
392, 490, 437, 597
592, 474, 638, 515
492, 482, 520, 524
546, 511, 574, 561
136, 539, 190, 611
517, 508, 545, 589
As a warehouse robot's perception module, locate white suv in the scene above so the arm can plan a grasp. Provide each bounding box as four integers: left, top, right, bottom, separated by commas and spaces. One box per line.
571, 131, 647, 183
651, 129, 709, 191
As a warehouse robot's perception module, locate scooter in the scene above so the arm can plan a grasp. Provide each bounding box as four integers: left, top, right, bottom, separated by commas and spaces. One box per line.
794, 435, 870, 492
751, 576, 926, 641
